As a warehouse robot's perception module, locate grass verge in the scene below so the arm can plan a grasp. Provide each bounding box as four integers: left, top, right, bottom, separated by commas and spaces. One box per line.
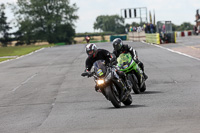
0, 58, 13, 62
0, 44, 54, 57
0, 44, 54, 62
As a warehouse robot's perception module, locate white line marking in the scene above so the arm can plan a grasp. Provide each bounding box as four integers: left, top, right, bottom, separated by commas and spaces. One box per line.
0, 48, 45, 65
12, 73, 37, 92
141, 41, 200, 61
16, 48, 45, 59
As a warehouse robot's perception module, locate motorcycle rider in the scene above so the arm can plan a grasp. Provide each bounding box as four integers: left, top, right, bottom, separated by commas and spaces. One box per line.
85, 35, 90, 43
82, 43, 130, 99
112, 38, 148, 80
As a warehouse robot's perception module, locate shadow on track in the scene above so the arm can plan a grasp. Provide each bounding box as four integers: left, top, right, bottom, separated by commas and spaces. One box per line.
107, 104, 147, 109
131, 91, 163, 95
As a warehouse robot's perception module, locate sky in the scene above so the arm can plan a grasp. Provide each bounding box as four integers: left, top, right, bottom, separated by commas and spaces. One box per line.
0, 0, 199, 33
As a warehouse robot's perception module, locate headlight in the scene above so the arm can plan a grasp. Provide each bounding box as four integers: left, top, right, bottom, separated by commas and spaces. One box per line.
97, 79, 105, 85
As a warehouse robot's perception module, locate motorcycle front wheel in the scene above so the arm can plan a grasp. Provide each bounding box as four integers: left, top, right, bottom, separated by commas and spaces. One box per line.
140, 82, 146, 92
128, 74, 140, 94
105, 83, 121, 108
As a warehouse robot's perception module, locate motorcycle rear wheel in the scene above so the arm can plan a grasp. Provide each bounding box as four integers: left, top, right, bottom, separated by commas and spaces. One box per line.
122, 94, 132, 106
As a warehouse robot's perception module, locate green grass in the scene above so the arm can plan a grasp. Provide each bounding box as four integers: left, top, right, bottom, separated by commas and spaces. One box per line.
0, 44, 54, 57
0, 58, 12, 62
0, 44, 54, 62
90, 40, 108, 43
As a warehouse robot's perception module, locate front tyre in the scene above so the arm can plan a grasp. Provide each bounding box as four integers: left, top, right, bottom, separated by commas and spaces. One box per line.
105, 84, 121, 108
128, 74, 140, 94
140, 82, 146, 92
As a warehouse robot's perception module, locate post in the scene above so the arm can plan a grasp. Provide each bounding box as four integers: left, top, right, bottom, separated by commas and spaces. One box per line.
145, 7, 148, 23
140, 8, 142, 24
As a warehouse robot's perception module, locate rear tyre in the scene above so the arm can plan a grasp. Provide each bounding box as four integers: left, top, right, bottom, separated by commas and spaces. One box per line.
123, 94, 132, 106
105, 84, 121, 108
128, 74, 140, 94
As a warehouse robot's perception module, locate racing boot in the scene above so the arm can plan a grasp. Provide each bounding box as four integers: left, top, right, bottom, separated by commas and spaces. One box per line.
137, 60, 148, 80
135, 67, 143, 85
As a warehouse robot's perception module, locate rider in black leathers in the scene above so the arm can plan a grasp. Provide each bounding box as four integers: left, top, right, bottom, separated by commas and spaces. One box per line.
112, 38, 148, 80
83, 43, 130, 97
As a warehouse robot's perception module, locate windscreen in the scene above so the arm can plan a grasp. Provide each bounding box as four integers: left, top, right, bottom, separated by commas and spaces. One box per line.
93, 60, 107, 77
117, 53, 132, 67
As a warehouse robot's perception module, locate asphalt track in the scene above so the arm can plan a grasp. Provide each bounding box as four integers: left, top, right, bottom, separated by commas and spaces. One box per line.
0, 38, 200, 133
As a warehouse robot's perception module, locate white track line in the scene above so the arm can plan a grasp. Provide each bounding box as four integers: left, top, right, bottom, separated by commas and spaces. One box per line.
141, 41, 200, 61
12, 73, 38, 92
0, 48, 45, 65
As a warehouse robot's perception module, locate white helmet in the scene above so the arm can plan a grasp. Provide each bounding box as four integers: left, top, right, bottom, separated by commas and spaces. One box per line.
86, 43, 98, 58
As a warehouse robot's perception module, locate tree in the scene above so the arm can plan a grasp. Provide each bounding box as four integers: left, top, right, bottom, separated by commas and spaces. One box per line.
94, 15, 125, 34
11, 0, 78, 44
179, 22, 194, 31
131, 22, 140, 27
0, 4, 12, 47
172, 22, 194, 31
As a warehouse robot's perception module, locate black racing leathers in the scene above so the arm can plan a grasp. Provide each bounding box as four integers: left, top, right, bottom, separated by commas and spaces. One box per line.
113, 44, 138, 60
85, 49, 111, 72
85, 49, 126, 80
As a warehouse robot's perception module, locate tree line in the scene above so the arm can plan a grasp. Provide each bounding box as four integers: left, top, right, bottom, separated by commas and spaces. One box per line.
0, 1, 195, 47
93, 15, 194, 33
0, 0, 78, 47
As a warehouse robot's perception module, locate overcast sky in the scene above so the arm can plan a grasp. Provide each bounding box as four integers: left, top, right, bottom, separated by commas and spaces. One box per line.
1, 0, 199, 33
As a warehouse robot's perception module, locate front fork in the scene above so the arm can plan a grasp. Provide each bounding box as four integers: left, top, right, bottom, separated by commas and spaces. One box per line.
111, 76, 127, 101
97, 69, 127, 100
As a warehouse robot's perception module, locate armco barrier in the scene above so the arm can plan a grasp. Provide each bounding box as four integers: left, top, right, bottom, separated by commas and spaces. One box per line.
110, 35, 127, 42
145, 33, 160, 44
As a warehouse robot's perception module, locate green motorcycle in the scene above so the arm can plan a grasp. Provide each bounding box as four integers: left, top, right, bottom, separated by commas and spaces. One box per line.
117, 53, 146, 93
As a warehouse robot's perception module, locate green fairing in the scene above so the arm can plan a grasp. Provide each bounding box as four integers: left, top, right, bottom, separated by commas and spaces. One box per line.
117, 53, 139, 73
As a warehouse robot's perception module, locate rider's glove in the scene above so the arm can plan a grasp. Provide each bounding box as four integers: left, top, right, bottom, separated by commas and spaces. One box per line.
81, 71, 93, 77
87, 71, 93, 77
